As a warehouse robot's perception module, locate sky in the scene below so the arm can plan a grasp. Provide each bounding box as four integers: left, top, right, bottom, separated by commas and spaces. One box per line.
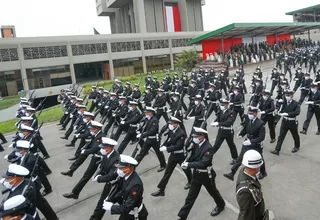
0, 0, 319, 37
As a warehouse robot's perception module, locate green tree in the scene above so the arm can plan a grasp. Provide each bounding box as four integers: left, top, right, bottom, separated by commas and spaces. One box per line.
175, 50, 201, 71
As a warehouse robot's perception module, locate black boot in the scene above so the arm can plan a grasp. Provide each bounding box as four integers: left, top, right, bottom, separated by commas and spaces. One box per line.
223, 172, 234, 181
63, 192, 79, 199
61, 170, 73, 177
151, 189, 165, 197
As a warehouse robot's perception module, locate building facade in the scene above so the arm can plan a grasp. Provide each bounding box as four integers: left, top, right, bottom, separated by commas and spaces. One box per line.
0, 31, 204, 98
96, 0, 205, 34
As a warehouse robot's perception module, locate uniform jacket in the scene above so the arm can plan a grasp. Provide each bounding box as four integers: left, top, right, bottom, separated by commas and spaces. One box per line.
132, 89, 141, 100
215, 109, 236, 136
153, 95, 166, 108
88, 91, 98, 99
280, 100, 300, 118
163, 127, 186, 153
141, 116, 159, 140
114, 104, 128, 119
187, 140, 214, 169
83, 131, 106, 156
190, 104, 205, 121
125, 109, 143, 133
259, 97, 275, 120
123, 86, 132, 97
96, 150, 120, 183
307, 90, 320, 111
239, 118, 265, 145
230, 93, 244, 106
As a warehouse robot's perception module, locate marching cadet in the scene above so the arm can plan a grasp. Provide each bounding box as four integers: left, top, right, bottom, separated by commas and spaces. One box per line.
112, 79, 120, 92
187, 94, 205, 128
219, 70, 228, 96
184, 80, 198, 119
270, 67, 280, 95
205, 83, 221, 118
89, 87, 103, 112
249, 78, 263, 107
283, 54, 292, 80
123, 81, 133, 100
224, 106, 267, 181
300, 82, 320, 135
0, 195, 35, 220
142, 86, 153, 107
102, 155, 149, 220
59, 96, 79, 130
229, 86, 245, 123
132, 84, 142, 103
89, 138, 120, 220
25, 107, 38, 129
211, 99, 238, 165
236, 150, 267, 220
151, 76, 160, 94
103, 96, 128, 136
259, 90, 276, 143
167, 92, 185, 131
115, 81, 124, 95
151, 117, 192, 197
60, 121, 105, 178
271, 90, 300, 155
309, 52, 317, 74
180, 73, 189, 112
57, 93, 73, 125
293, 67, 303, 92
100, 92, 118, 125
10, 140, 52, 197
87, 86, 98, 110
135, 107, 166, 172
116, 101, 142, 153
0, 131, 7, 152
60, 104, 86, 140
298, 72, 313, 104
177, 127, 225, 219
153, 88, 169, 123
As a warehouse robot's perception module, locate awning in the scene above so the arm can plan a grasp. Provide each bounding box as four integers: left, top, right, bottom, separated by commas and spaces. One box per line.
286, 4, 320, 15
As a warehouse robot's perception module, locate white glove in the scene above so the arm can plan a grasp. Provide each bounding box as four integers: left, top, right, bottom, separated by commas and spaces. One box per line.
92, 174, 101, 182
112, 113, 116, 117
159, 146, 167, 152
211, 122, 219, 127
81, 149, 86, 154
305, 101, 314, 105
120, 121, 125, 125
166, 109, 172, 113
278, 99, 283, 103
187, 116, 195, 120
237, 134, 243, 139
260, 111, 265, 114
75, 133, 80, 138
70, 114, 73, 119
243, 140, 251, 146
4, 155, 8, 160
181, 162, 188, 169
102, 201, 113, 211
65, 111, 69, 114
104, 106, 109, 109
279, 112, 288, 116
73, 126, 77, 131
8, 143, 13, 148
136, 134, 141, 139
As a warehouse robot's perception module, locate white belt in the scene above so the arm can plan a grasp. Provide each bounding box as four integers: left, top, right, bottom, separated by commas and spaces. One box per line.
156, 107, 165, 109
148, 135, 157, 139
210, 101, 219, 104
196, 166, 212, 172
130, 124, 138, 127
234, 104, 242, 107
284, 117, 296, 121
220, 126, 233, 130
129, 203, 143, 215
173, 150, 184, 154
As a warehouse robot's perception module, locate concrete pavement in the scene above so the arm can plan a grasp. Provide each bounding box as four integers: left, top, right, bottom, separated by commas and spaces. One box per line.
1, 61, 320, 220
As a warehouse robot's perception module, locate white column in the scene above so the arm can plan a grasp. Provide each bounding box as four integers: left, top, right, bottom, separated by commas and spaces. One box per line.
17, 44, 29, 91
134, 0, 147, 33
141, 38, 147, 73
107, 40, 115, 79
169, 37, 174, 70
66, 42, 76, 84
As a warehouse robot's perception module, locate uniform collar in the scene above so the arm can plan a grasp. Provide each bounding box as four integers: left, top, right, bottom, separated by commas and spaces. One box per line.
107, 150, 114, 159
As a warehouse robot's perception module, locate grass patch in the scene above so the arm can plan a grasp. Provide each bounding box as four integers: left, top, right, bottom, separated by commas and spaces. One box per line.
0, 96, 21, 110
0, 105, 63, 134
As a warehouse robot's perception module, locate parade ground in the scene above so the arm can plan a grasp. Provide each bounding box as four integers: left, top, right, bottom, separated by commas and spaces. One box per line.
1, 60, 319, 220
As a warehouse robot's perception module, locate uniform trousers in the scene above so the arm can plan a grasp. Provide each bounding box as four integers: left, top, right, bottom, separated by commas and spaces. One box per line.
72, 156, 100, 195
117, 132, 136, 154
298, 92, 308, 104
0, 132, 6, 142
69, 153, 89, 173
34, 181, 58, 220
135, 139, 166, 168
74, 138, 86, 158
178, 170, 225, 219
62, 115, 72, 128
275, 120, 300, 151
89, 183, 111, 220
64, 117, 77, 139
212, 131, 238, 159
38, 171, 52, 191
118, 205, 148, 220
303, 108, 320, 132
35, 138, 49, 157
59, 113, 68, 125
261, 115, 276, 140
156, 109, 169, 123
157, 153, 192, 190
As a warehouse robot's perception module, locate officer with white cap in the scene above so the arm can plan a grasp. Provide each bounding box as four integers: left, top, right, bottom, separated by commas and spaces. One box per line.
153, 88, 169, 122
102, 154, 148, 220
88, 137, 120, 220
236, 150, 266, 220
177, 127, 225, 219
60, 104, 86, 140
0, 195, 34, 220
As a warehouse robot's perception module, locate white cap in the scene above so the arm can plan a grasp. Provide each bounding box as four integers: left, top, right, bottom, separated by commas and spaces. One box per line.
119, 96, 126, 100
3, 164, 30, 178
2, 195, 26, 211
77, 104, 87, 108
129, 101, 138, 105
20, 116, 33, 121
192, 127, 208, 136
195, 95, 202, 99
21, 104, 30, 108
83, 111, 95, 117
90, 121, 103, 128
116, 154, 138, 167
168, 116, 181, 123
16, 140, 32, 149
20, 124, 34, 132
76, 98, 84, 102
110, 92, 117, 96
98, 86, 104, 90
242, 150, 263, 168
20, 97, 27, 101
26, 107, 36, 111
101, 137, 118, 147
71, 95, 77, 99
144, 107, 156, 113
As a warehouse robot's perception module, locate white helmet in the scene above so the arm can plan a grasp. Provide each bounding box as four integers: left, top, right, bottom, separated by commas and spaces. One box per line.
242, 150, 263, 168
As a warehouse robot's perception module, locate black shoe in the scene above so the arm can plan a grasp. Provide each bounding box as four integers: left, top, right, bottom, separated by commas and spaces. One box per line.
210, 206, 225, 216
316, 131, 320, 135
151, 190, 165, 197
45, 170, 52, 176
59, 128, 66, 131
63, 192, 79, 199
0, 149, 4, 152
292, 147, 299, 153
68, 156, 78, 161
1, 140, 7, 144
60, 136, 67, 140
258, 172, 267, 180
300, 130, 307, 135
65, 143, 75, 147
61, 170, 73, 177
130, 140, 138, 145
43, 155, 50, 160
230, 159, 236, 165
157, 166, 166, 172
270, 139, 276, 143
184, 183, 191, 190
270, 149, 279, 155
42, 189, 52, 196
223, 172, 234, 181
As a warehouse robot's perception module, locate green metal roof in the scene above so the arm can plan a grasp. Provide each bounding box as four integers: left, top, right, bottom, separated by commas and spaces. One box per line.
286, 4, 320, 15
188, 22, 320, 44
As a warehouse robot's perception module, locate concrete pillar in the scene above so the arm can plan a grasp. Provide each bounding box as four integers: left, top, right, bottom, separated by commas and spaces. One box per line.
178, 0, 189, 31
140, 39, 147, 73
169, 37, 174, 70
17, 44, 29, 92
133, 0, 147, 33
107, 40, 115, 79
66, 42, 76, 84
221, 34, 225, 56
